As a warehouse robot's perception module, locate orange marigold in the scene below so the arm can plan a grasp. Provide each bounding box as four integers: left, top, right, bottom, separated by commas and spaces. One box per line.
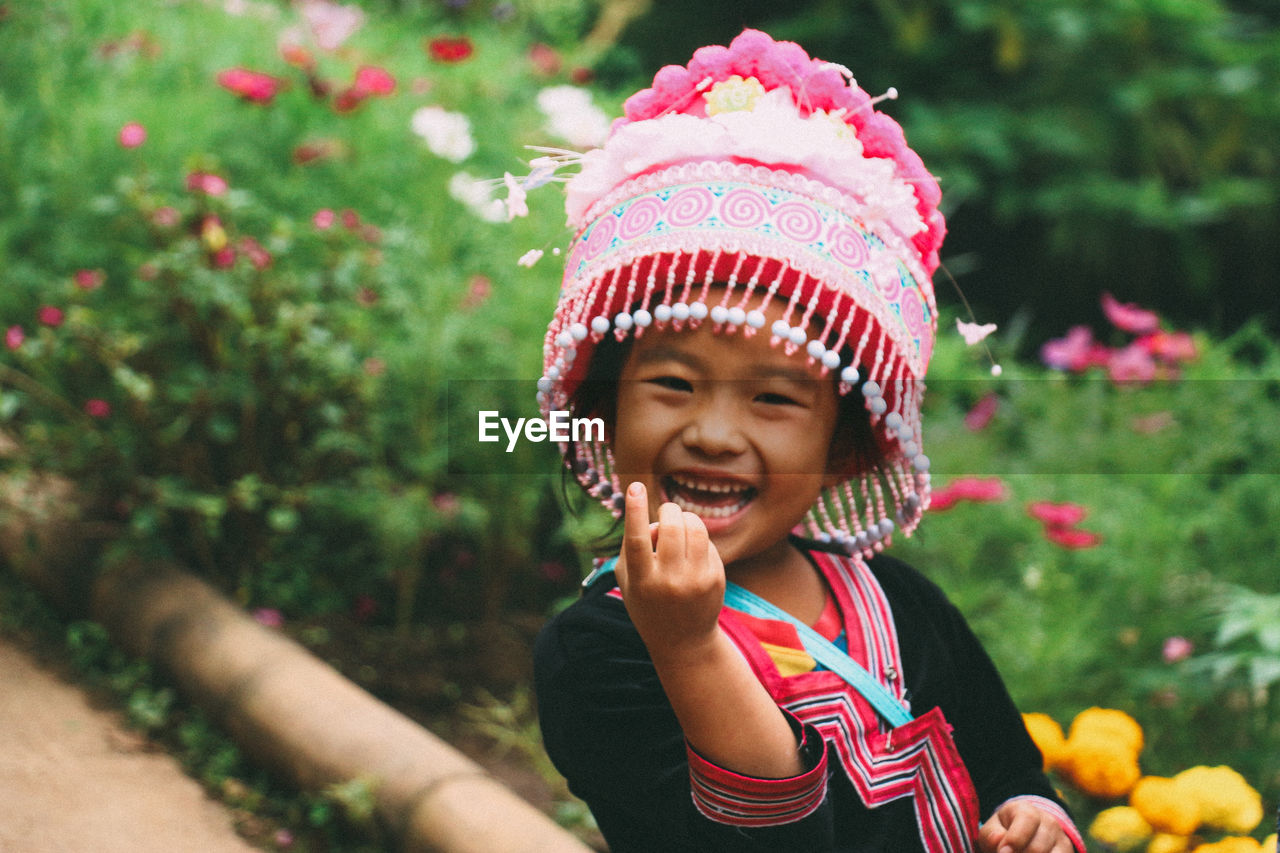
1069, 707, 1144, 754
1130, 776, 1202, 835
1089, 806, 1153, 851
1148, 834, 1192, 853
1022, 713, 1067, 772
1190, 838, 1261, 853
1175, 766, 1263, 834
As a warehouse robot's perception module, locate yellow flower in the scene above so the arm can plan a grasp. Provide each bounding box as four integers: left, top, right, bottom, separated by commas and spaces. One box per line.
1260, 834, 1276, 853
1069, 707, 1145, 754
1090, 806, 1153, 851
1149, 834, 1192, 853
1174, 766, 1263, 834
1130, 775, 1202, 835
1060, 730, 1142, 799
1023, 712, 1067, 772
705, 75, 766, 115
1190, 838, 1261, 853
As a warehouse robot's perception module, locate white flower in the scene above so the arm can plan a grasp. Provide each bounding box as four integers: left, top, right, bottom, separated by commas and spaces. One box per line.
503, 172, 528, 220
300, 0, 364, 51
517, 249, 545, 268
536, 86, 610, 148
412, 106, 476, 163
448, 172, 505, 222
957, 319, 998, 346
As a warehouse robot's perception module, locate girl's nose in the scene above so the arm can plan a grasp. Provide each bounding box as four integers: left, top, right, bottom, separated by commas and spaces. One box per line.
680, 402, 748, 457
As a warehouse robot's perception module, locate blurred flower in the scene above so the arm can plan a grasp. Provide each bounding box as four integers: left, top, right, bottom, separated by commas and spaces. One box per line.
312, 208, 336, 229
1192, 839, 1264, 853
426, 35, 474, 63
293, 137, 346, 164
38, 306, 64, 327
211, 247, 237, 268
432, 492, 461, 518
411, 106, 475, 162
352, 64, 395, 97
1107, 341, 1158, 385
340, 208, 360, 230
5, 325, 25, 350
1061, 708, 1143, 798
1162, 636, 1194, 664
1131, 411, 1175, 434
118, 121, 147, 148
963, 392, 999, 431
252, 607, 284, 628
1044, 526, 1102, 549
84, 399, 112, 418
1148, 833, 1191, 853
1174, 766, 1263, 834
1021, 712, 1066, 772
273, 827, 295, 848
1131, 775, 1202, 835
278, 40, 315, 70
503, 172, 528, 220
238, 236, 272, 270
956, 319, 997, 346
517, 248, 544, 267
137, 263, 159, 281
447, 172, 504, 222
928, 476, 1008, 511
216, 67, 284, 103
1041, 325, 1111, 372
528, 42, 562, 76
1070, 707, 1144, 753
1102, 292, 1160, 335
1088, 806, 1152, 851
186, 171, 229, 196
74, 269, 105, 291
462, 274, 491, 310
152, 206, 181, 228
1142, 330, 1198, 364
570, 67, 595, 85
356, 286, 377, 306
300, 0, 364, 51
362, 357, 385, 377
1026, 501, 1086, 528
201, 216, 228, 252
537, 85, 610, 147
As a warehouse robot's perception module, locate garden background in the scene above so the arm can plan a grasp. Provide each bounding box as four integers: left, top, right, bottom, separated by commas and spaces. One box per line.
1, 0, 1279, 849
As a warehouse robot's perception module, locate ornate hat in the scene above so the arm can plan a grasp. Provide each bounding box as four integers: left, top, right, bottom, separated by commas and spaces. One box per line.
534, 29, 944, 556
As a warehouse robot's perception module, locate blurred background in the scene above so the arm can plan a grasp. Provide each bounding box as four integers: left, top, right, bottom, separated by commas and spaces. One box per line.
1, 0, 1278, 849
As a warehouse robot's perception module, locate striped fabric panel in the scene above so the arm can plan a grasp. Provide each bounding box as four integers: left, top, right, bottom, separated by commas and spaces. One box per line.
995, 796, 1086, 853
686, 728, 829, 827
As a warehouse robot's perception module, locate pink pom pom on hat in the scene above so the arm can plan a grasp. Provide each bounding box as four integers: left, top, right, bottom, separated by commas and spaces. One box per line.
537, 29, 944, 557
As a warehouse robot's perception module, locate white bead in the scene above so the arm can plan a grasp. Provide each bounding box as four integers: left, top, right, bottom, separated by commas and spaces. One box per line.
672, 302, 690, 321
902, 440, 919, 457
727, 307, 746, 326
555, 332, 572, 348
689, 301, 708, 320
614, 312, 633, 331
536, 377, 553, 392
841, 366, 860, 384
535, 391, 547, 406
746, 310, 766, 329
885, 413, 904, 431
822, 350, 841, 369
563, 348, 576, 363
991, 364, 1003, 377
806, 340, 825, 359
546, 365, 560, 380
912, 454, 931, 472
591, 316, 610, 335
654, 304, 672, 323
787, 326, 806, 346
862, 380, 882, 397
570, 323, 588, 341
709, 305, 728, 324
869, 397, 888, 415
633, 309, 652, 327
771, 319, 790, 338
878, 518, 895, 537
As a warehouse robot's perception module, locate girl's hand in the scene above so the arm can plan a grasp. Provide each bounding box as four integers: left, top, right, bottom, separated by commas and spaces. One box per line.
615, 481, 726, 666
978, 800, 1074, 853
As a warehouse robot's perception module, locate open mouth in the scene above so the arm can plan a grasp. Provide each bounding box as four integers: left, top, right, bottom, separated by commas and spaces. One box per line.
662, 474, 757, 519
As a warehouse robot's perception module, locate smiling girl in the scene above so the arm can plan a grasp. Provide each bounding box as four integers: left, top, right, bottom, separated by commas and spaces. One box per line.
531, 30, 1086, 853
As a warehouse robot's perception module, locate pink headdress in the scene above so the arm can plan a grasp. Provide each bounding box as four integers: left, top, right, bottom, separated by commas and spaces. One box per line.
536, 29, 944, 556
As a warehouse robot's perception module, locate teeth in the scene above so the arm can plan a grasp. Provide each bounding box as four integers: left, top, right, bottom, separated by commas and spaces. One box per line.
671, 474, 750, 495
668, 492, 750, 518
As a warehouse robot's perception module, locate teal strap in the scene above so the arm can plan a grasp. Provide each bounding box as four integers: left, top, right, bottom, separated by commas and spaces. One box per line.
583, 558, 912, 727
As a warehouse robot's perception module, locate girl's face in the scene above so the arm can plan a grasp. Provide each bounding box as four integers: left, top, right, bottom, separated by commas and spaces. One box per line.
610, 297, 842, 571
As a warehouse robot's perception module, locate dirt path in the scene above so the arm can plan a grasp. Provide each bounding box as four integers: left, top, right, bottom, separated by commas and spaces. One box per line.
0, 634, 259, 853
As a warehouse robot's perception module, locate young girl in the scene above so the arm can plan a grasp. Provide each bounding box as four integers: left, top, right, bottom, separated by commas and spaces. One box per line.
531, 30, 1086, 853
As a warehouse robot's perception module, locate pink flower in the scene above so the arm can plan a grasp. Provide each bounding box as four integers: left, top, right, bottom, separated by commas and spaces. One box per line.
216, 67, 284, 104
211, 247, 237, 269
238, 236, 271, 271
5, 325, 25, 350
1162, 636, 1194, 664
1041, 325, 1108, 372
426, 35, 474, 63
340, 208, 360, 230
1027, 501, 1087, 528
1044, 526, 1102, 549
84, 398, 111, 418
74, 269, 106, 291
252, 607, 284, 628
462, 274, 491, 310
432, 492, 461, 518
1141, 331, 1198, 364
186, 171, 229, 196
956, 319, 997, 346
118, 121, 147, 148
352, 65, 395, 97
528, 42, 562, 76
152, 206, 181, 228
312, 208, 336, 229
964, 393, 1000, 431
302, 0, 365, 51
929, 477, 1008, 511
1101, 292, 1160, 335
1107, 341, 1158, 385
38, 305, 64, 327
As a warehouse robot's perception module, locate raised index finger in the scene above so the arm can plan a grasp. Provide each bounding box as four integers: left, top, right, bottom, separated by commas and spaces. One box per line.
621, 482, 655, 583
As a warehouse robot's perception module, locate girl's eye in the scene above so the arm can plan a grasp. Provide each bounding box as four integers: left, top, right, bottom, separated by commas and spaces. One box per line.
648, 376, 692, 392
755, 392, 800, 406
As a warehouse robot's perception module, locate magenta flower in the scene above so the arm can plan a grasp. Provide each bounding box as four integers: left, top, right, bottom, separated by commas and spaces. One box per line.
929, 477, 1008, 511
427, 35, 474, 63
84, 398, 111, 418
118, 121, 147, 148
1141, 331, 1198, 364
252, 607, 284, 628
1107, 341, 1158, 385
1043, 526, 1102, 550
963, 393, 1000, 431
352, 65, 396, 97
1041, 325, 1108, 372
312, 208, 336, 230
5, 325, 24, 350
37, 305, 64, 327
74, 269, 105, 291
1027, 501, 1087, 528
186, 171, 229, 196
216, 67, 284, 104
1101, 292, 1160, 335
238, 236, 272, 271
1162, 636, 1194, 664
